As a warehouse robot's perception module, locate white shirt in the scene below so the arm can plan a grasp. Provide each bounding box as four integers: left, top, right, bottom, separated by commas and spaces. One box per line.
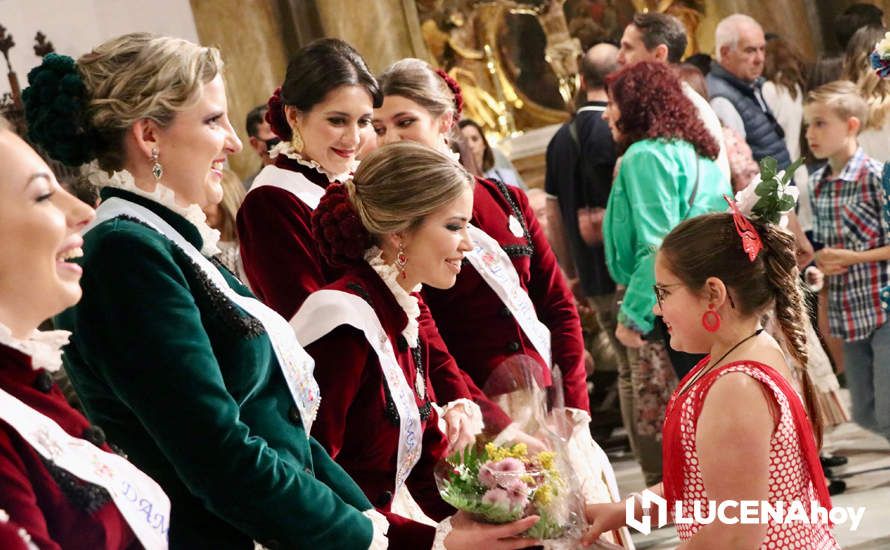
683, 82, 731, 182
761, 80, 813, 231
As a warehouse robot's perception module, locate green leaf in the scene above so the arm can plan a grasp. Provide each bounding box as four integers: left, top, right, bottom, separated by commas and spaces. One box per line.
783, 157, 805, 184
760, 156, 778, 181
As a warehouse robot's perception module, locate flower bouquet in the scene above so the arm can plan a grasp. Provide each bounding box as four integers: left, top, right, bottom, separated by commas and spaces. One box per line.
437, 441, 572, 539
435, 356, 587, 541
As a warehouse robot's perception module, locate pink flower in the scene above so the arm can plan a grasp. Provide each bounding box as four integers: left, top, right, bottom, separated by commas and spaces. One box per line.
479, 458, 526, 489
481, 479, 530, 510
482, 488, 512, 509
501, 478, 531, 508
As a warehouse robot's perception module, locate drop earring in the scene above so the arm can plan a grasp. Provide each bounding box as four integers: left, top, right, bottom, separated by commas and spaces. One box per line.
151, 148, 163, 182
701, 304, 721, 332
395, 243, 408, 280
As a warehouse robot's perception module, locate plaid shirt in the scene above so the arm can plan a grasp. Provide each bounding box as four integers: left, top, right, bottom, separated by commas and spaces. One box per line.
811, 148, 889, 341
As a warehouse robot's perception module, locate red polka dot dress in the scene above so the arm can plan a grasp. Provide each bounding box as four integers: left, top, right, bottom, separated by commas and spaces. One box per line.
664, 362, 839, 548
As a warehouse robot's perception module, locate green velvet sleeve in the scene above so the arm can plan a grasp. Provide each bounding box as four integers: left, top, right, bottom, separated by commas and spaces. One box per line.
70, 221, 373, 548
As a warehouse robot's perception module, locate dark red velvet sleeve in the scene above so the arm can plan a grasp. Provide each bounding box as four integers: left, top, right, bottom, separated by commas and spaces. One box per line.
0, 427, 61, 550
418, 301, 513, 431
512, 188, 590, 412
237, 186, 324, 320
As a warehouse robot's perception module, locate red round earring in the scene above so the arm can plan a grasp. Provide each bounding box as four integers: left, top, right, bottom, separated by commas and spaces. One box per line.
701, 304, 721, 332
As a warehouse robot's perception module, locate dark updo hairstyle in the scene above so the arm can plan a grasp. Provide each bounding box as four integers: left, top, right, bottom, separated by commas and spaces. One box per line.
266, 38, 382, 141
605, 61, 719, 160
659, 213, 823, 445
312, 141, 473, 268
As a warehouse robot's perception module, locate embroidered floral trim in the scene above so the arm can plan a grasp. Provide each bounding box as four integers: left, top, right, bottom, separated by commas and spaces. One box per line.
269, 141, 355, 182
0, 322, 69, 373
84, 162, 221, 256
364, 247, 421, 347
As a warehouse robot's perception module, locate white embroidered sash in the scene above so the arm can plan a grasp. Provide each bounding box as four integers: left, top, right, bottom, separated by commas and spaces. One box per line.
292, 290, 422, 492
249, 165, 326, 210
86, 198, 321, 434
465, 224, 552, 367
0, 387, 170, 549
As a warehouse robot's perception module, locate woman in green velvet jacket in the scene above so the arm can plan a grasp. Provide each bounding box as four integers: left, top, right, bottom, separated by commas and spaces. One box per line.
25, 34, 386, 549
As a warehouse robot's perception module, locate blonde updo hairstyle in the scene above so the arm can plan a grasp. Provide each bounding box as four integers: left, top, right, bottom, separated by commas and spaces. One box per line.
77, 32, 223, 171
348, 141, 472, 241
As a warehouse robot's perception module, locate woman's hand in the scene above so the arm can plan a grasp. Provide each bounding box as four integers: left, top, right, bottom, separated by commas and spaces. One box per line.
444, 512, 540, 550
580, 501, 629, 546
443, 407, 478, 454
615, 322, 645, 349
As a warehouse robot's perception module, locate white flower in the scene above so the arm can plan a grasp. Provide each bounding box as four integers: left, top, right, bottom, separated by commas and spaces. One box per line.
734, 177, 761, 217
878, 33, 890, 54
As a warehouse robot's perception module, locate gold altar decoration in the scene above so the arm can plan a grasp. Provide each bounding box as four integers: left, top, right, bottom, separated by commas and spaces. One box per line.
419, 1, 585, 137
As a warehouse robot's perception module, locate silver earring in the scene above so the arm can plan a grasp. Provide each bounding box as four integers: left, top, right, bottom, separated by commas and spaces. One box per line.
151, 148, 163, 181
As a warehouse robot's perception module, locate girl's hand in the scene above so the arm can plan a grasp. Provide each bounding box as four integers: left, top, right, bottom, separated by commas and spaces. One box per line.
580, 501, 629, 546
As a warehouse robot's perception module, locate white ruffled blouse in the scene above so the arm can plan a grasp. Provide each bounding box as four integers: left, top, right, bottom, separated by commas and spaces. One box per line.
0, 322, 70, 373
84, 162, 221, 256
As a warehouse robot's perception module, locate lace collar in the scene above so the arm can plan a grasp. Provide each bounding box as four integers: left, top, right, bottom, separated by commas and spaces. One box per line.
364, 247, 421, 347
85, 163, 221, 256
269, 141, 355, 183
0, 322, 70, 373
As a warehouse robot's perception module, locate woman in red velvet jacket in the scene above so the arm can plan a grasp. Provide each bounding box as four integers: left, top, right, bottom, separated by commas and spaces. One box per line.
0, 122, 169, 549
293, 142, 540, 549
237, 39, 509, 446
373, 59, 589, 415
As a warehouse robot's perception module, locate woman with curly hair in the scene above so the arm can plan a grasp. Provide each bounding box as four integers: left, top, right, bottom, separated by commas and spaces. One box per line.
601, 61, 731, 484
293, 141, 540, 549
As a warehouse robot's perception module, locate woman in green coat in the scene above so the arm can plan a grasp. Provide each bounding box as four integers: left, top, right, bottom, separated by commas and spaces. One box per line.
25, 34, 384, 549
600, 61, 731, 486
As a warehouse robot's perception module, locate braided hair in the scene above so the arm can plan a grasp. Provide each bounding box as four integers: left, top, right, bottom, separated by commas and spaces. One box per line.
659, 213, 823, 445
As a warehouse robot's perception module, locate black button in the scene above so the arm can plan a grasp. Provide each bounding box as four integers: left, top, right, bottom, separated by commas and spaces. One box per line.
34, 371, 54, 393
396, 335, 408, 352
499, 306, 512, 318
82, 425, 106, 446
288, 405, 301, 425
506, 341, 520, 353
376, 490, 393, 507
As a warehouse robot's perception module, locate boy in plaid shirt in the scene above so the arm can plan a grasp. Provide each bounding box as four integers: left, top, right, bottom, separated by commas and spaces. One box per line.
809, 81, 890, 442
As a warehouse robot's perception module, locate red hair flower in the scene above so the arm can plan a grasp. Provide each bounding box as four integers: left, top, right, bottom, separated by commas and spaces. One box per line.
311, 183, 373, 268
265, 87, 293, 141
724, 194, 763, 262
435, 68, 463, 122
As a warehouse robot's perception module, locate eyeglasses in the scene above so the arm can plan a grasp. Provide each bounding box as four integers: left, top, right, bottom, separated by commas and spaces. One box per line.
653, 283, 683, 309
653, 283, 737, 309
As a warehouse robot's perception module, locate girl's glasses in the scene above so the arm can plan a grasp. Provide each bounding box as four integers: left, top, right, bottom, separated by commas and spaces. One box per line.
653, 283, 737, 309
653, 283, 682, 309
